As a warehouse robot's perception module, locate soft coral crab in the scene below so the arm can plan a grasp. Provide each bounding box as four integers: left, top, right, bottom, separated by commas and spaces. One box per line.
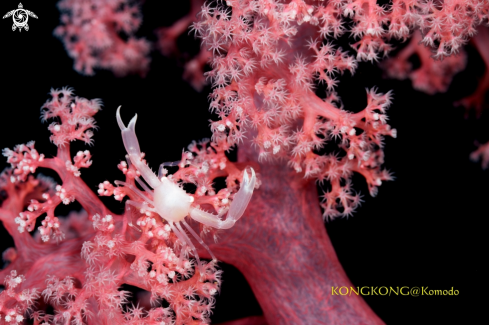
116, 107, 256, 267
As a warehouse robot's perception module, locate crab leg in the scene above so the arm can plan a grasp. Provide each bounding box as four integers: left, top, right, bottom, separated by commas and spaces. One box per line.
114, 180, 154, 207
176, 222, 202, 269
116, 106, 161, 189
175, 222, 200, 266
123, 203, 142, 233
168, 222, 186, 259
190, 168, 256, 229
134, 176, 154, 199
125, 200, 156, 213
160, 161, 181, 167
169, 221, 200, 268
157, 161, 182, 179
182, 220, 217, 262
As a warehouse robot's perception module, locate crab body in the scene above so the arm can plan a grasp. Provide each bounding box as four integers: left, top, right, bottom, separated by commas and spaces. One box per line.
154, 178, 192, 223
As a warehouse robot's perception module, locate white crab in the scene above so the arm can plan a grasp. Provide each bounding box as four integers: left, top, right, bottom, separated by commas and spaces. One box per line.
116, 107, 256, 266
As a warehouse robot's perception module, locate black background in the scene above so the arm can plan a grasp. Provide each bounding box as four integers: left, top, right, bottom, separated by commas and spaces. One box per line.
0, 1, 487, 324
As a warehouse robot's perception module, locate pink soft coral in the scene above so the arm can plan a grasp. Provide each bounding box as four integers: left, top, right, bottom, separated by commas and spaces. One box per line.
456, 26, 489, 115
54, 0, 151, 76
194, 0, 396, 219
0, 88, 230, 324
381, 30, 467, 95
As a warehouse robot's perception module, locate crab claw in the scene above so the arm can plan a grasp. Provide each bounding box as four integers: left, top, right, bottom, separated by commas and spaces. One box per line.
117, 106, 141, 158
228, 167, 256, 219
116, 106, 160, 188
189, 168, 256, 229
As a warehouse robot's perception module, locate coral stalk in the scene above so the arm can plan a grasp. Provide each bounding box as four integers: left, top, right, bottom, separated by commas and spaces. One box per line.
196, 142, 384, 324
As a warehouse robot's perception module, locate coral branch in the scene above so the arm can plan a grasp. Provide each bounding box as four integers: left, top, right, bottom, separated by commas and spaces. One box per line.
0, 89, 223, 324
381, 30, 466, 94
55, 0, 150, 76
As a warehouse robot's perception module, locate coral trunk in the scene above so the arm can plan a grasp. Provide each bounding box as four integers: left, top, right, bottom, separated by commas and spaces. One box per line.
198, 142, 384, 324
